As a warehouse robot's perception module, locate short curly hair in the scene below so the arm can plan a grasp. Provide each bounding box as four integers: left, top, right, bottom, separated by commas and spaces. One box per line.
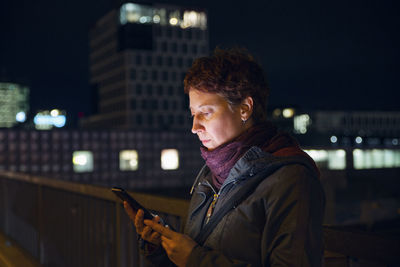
183, 47, 270, 123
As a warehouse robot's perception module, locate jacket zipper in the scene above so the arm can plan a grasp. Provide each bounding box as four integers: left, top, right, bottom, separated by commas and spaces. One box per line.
204, 193, 219, 225
202, 179, 237, 224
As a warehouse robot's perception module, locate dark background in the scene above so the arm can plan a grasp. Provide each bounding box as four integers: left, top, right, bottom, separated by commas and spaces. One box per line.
1, 0, 399, 123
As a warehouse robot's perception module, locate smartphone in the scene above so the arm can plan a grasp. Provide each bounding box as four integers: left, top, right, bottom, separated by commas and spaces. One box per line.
111, 187, 154, 220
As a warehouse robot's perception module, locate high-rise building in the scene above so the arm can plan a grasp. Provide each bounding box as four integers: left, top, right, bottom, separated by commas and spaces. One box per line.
81, 2, 209, 129
0, 82, 29, 128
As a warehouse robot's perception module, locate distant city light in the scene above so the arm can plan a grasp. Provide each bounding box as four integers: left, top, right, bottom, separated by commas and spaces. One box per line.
139, 16, 151, 23
120, 3, 207, 29
153, 14, 161, 23
181, 10, 200, 28
16, 111, 26, 123
34, 110, 66, 130
169, 17, 178, 25
294, 114, 311, 134
53, 116, 66, 127
73, 154, 88, 165
161, 149, 179, 170
330, 135, 338, 143
0, 82, 29, 128
72, 151, 93, 172
336, 149, 346, 157
304, 149, 328, 161
282, 108, 295, 118
124, 3, 136, 12
120, 150, 139, 171
304, 149, 346, 170
353, 149, 400, 169
355, 136, 363, 144
50, 109, 60, 117
272, 108, 281, 117
127, 13, 140, 23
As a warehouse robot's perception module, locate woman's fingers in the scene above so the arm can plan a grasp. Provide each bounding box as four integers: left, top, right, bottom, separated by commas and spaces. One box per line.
123, 204, 163, 246
144, 219, 175, 239
141, 225, 153, 239
160, 236, 171, 252
150, 231, 161, 242
123, 201, 136, 222
153, 215, 161, 223
134, 209, 145, 233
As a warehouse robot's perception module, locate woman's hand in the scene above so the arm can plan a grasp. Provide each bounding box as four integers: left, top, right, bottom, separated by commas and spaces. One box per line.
144, 219, 198, 267
123, 201, 161, 246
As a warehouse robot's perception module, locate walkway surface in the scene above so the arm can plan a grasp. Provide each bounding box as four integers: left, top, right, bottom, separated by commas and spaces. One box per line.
0, 231, 41, 267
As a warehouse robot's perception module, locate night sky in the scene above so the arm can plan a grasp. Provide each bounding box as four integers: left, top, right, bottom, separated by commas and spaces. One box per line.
1, 0, 399, 124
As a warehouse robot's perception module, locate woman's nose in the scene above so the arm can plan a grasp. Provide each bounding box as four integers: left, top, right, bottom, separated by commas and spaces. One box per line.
191, 117, 203, 134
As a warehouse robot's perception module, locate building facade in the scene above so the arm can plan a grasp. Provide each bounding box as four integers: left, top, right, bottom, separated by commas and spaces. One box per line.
271, 108, 400, 147
0, 82, 29, 128
0, 129, 203, 191
81, 2, 209, 129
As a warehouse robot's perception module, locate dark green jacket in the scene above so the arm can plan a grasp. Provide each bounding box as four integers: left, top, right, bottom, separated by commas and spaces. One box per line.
147, 146, 325, 266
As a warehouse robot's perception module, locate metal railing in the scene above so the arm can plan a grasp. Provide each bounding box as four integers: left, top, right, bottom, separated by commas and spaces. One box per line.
0, 171, 188, 267
1, 171, 399, 267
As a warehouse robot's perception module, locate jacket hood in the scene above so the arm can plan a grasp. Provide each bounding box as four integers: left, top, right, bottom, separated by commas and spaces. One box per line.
226, 146, 319, 186
191, 146, 319, 195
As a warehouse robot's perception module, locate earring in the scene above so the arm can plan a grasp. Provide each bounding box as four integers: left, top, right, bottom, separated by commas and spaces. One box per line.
242, 119, 247, 125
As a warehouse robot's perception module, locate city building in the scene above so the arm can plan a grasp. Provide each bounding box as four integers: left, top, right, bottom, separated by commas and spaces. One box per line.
81, 2, 209, 129
1, 126, 399, 224
271, 108, 400, 147
270, 108, 400, 171
0, 128, 203, 191
0, 82, 29, 128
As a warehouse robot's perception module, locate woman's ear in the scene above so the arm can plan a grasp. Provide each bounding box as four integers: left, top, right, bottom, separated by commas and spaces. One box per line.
240, 96, 254, 121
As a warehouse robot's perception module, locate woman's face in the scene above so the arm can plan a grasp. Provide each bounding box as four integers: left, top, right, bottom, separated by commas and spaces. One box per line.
189, 89, 247, 150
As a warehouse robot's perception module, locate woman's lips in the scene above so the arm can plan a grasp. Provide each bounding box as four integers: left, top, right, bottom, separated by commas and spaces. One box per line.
200, 139, 210, 145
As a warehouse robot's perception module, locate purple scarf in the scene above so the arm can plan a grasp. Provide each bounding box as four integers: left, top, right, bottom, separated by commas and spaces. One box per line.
200, 122, 316, 190
200, 122, 278, 190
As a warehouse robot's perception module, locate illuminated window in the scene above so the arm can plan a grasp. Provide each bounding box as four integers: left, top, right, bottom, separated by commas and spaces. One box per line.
328, 149, 346, 170
120, 3, 153, 25
304, 149, 346, 170
161, 149, 179, 170
353, 149, 400, 169
0, 82, 29, 128
294, 114, 311, 134
72, 151, 93, 173
119, 150, 139, 171
119, 4, 206, 29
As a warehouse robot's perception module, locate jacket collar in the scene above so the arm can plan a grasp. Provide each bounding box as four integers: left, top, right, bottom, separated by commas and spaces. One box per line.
225, 146, 274, 185
190, 146, 274, 194
191, 145, 318, 195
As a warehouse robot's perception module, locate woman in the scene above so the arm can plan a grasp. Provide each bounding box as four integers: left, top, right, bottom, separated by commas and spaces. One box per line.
124, 48, 325, 266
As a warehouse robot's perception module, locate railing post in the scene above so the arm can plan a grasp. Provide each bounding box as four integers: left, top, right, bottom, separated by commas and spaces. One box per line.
115, 202, 121, 267
37, 184, 44, 264
2, 177, 8, 234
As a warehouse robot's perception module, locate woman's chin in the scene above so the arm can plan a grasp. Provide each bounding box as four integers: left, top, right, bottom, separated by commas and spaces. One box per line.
201, 139, 212, 147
